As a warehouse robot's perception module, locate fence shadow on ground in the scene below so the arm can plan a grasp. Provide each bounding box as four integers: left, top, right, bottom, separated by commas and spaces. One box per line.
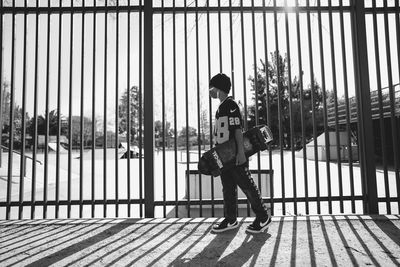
24, 219, 138, 267
169, 219, 272, 266
0, 216, 399, 266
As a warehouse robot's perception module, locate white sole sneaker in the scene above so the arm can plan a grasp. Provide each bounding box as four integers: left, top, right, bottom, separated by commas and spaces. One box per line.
245, 218, 271, 234
245, 225, 269, 234
211, 221, 239, 233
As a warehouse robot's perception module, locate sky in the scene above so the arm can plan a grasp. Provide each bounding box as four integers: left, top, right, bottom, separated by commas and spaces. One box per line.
1, 0, 400, 131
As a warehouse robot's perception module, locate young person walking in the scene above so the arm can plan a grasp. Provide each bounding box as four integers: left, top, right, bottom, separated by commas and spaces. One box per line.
209, 73, 271, 234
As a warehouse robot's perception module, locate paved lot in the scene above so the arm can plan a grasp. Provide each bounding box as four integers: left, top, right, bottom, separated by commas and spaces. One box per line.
1, 215, 400, 266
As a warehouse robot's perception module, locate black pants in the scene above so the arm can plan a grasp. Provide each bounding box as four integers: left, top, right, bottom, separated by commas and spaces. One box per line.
220, 163, 269, 222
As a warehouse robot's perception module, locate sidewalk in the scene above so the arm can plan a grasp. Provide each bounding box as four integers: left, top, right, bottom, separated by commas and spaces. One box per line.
1, 215, 400, 266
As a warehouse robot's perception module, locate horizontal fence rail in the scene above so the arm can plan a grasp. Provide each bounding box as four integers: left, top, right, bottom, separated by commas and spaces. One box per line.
0, 0, 399, 219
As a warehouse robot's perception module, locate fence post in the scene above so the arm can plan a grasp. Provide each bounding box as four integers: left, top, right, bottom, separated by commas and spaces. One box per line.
144, 0, 155, 218
0, 45, 3, 168
351, 0, 378, 214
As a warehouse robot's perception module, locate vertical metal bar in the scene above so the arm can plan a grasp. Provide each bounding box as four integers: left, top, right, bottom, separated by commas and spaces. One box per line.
161, 0, 166, 218
103, 0, 108, 218
79, 0, 86, 218
240, 0, 248, 131
91, 0, 97, 218
23, 156, 26, 177
383, 0, 400, 214
18, 0, 28, 220
251, 0, 258, 126
184, 0, 190, 218
195, 0, 202, 217
172, 0, 179, 217
115, 0, 120, 217
218, 0, 222, 72
144, 0, 154, 218
395, 0, 400, 210
329, 0, 344, 213
126, 1, 131, 218
206, 0, 215, 217
373, 6, 384, 214
251, 0, 262, 195
339, 0, 355, 213
318, 0, 332, 214
0, 0, 3, 169
284, 0, 297, 215
31, 0, 40, 219
274, 0, 285, 215
229, 0, 235, 98
6, 0, 16, 220
173, 0, 178, 218
44, 3, 51, 219
56, 0, 63, 219
68, 1, 74, 219
350, 0, 378, 214
306, 0, 320, 214
240, 0, 250, 216
139, 0, 144, 218
263, 0, 274, 216
295, 0, 308, 214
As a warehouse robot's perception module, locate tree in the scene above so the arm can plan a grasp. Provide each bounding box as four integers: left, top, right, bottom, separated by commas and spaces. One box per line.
1, 81, 11, 135
1, 81, 30, 146
199, 108, 210, 148
155, 120, 171, 139
179, 126, 197, 138
118, 86, 142, 144
27, 110, 67, 137
248, 51, 325, 149
155, 120, 173, 148
178, 126, 198, 147
70, 115, 94, 148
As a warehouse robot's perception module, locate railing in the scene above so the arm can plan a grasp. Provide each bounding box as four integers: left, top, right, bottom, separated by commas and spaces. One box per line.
162, 169, 275, 218
327, 84, 400, 126
0, 145, 43, 177
0, 0, 146, 220
0, 0, 399, 220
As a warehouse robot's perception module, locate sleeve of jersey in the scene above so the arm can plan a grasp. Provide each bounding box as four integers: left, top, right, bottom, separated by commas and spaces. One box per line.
227, 101, 242, 130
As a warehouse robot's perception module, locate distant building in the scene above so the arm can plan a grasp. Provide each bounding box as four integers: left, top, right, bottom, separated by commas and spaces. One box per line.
326, 85, 400, 165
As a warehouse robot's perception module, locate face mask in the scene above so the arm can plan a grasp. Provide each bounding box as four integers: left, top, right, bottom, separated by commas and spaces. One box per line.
209, 88, 218, 99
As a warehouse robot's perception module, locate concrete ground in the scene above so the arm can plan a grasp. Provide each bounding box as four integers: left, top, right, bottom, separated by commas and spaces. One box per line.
1, 215, 400, 266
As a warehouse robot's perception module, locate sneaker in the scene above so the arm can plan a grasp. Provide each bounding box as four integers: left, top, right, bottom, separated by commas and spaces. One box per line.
212, 219, 239, 233
246, 216, 271, 234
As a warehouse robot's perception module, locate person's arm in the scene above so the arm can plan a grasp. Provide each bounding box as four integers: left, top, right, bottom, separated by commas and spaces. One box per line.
234, 128, 246, 165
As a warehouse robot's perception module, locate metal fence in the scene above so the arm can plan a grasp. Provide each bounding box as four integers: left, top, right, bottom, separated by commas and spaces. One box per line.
0, 0, 399, 219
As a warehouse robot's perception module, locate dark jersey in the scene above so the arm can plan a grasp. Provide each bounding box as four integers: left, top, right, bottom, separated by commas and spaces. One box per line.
214, 97, 242, 145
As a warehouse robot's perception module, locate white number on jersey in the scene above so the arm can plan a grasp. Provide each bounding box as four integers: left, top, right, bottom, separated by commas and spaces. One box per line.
215, 116, 229, 144
229, 117, 240, 126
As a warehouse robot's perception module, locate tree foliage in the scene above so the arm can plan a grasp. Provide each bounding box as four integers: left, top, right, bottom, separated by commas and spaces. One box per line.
248, 51, 325, 149
118, 86, 142, 144
1, 82, 31, 144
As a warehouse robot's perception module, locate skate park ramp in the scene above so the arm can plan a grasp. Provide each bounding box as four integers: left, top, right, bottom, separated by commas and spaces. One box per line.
48, 143, 67, 153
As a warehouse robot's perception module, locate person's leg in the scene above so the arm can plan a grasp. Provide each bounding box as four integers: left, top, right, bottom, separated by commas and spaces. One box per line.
232, 164, 268, 219
211, 169, 239, 233
231, 164, 271, 233
220, 169, 238, 222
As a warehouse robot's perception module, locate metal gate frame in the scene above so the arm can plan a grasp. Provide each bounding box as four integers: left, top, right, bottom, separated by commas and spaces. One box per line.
1, 0, 399, 219
142, 0, 380, 217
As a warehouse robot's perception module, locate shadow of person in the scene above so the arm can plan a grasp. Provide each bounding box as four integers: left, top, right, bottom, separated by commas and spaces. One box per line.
218, 232, 271, 266
171, 227, 240, 266
171, 222, 271, 266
